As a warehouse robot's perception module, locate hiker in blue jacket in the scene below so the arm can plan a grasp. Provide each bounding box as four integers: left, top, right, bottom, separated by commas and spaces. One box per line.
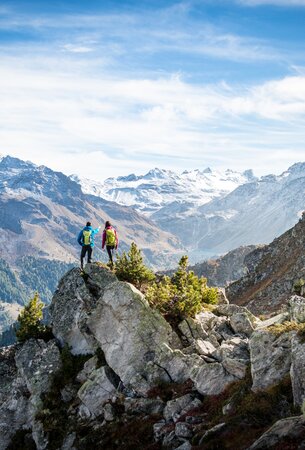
77, 222, 100, 270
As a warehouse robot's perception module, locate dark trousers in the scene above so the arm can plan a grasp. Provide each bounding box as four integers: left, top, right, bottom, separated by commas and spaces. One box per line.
80, 245, 93, 269
106, 245, 115, 263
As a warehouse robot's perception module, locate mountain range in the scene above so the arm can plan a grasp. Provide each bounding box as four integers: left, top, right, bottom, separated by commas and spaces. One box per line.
74, 163, 305, 260
0, 155, 181, 267
1, 154, 305, 336
0, 155, 182, 335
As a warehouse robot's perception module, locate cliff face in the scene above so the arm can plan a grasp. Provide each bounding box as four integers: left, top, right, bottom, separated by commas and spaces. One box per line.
226, 212, 305, 315
191, 245, 260, 287
1, 264, 305, 449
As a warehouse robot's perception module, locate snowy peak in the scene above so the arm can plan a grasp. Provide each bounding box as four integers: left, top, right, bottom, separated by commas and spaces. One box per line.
72, 167, 258, 215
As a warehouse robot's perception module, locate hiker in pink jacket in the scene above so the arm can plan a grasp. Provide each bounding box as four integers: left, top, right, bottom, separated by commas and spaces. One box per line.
102, 221, 119, 265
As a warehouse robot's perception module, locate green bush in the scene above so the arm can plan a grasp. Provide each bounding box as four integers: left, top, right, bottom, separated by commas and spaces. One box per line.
16, 292, 51, 343
294, 278, 305, 295
115, 242, 155, 289
146, 255, 218, 320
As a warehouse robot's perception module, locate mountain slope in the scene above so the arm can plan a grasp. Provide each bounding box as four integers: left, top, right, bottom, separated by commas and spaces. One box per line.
191, 245, 260, 287
152, 162, 305, 258
0, 156, 182, 269
226, 212, 305, 314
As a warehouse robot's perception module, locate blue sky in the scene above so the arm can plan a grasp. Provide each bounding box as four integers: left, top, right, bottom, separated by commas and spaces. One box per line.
0, 0, 305, 180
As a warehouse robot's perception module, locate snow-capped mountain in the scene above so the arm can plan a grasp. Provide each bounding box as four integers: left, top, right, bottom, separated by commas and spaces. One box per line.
71, 163, 305, 261
0, 156, 182, 269
152, 162, 305, 258
71, 167, 257, 215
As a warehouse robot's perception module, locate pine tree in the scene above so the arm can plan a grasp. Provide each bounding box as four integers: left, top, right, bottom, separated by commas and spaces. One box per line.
16, 292, 49, 343
115, 242, 155, 289
146, 255, 218, 320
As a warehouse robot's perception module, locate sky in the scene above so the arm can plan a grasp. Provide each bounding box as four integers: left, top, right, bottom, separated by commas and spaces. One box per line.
1, 0, 305, 180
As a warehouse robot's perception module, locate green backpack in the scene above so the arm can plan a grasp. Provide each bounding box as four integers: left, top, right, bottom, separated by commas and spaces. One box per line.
82, 230, 92, 245
106, 228, 116, 246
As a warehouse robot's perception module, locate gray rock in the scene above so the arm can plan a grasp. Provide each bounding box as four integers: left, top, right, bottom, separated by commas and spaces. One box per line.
248, 415, 305, 449
289, 295, 305, 323
217, 287, 229, 305
175, 422, 192, 438
153, 420, 166, 441
76, 356, 98, 383
162, 430, 181, 448
87, 275, 176, 392
164, 394, 195, 422
0, 362, 31, 450
50, 265, 193, 394
32, 420, 49, 450
230, 312, 254, 336
124, 397, 165, 415
256, 312, 290, 329
250, 330, 294, 392
61, 384, 77, 403
199, 422, 226, 444
77, 366, 117, 417
174, 442, 192, 450
215, 304, 255, 321
212, 337, 249, 379
61, 432, 76, 450
178, 317, 208, 343
103, 403, 115, 421
194, 311, 217, 332
191, 362, 237, 395
50, 267, 104, 354
77, 404, 91, 420
151, 347, 203, 386
15, 339, 61, 397
290, 334, 305, 406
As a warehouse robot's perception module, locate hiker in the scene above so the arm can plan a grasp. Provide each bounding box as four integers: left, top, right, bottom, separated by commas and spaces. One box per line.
77, 221, 100, 270
102, 220, 118, 265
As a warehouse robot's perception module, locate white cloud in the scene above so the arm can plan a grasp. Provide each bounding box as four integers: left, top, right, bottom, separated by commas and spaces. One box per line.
0, 50, 305, 180
62, 44, 94, 53
0, 4, 304, 179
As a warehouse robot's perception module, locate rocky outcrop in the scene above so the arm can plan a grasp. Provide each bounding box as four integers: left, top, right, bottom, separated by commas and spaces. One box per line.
0, 340, 61, 450
0, 346, 31, 450
191, 245, 259, 287
249, 415, 305, 449
2, 263, 305, 449
226, 213, 305, 315
250, 330, 295, 392
290, 334, 305, 407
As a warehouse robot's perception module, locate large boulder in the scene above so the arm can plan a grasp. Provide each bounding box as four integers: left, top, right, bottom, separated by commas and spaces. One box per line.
248, 415, 305, 449
290, 334, 305, 406
15, 339, 61, 398
288, 295, 305, 323
50, 264, 190, 394
212, 337, 249, 379
191, 362, 237, 395
0, 346, 32, 450
249, 330, 295, 392
49, 267, 109, 354
15, 339, 62, 450
77, 366, 117, 417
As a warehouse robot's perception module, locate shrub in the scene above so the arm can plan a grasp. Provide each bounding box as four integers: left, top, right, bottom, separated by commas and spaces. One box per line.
115, 242, 155, 289
16, 292, 51, 343
267, 320, 305, 336
146, 255, 218, 320
293, 278, 305, 296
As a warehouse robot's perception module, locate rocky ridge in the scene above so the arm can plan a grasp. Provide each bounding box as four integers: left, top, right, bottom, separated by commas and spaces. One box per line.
191, 245, 260, 287
1, 263, 305, 449
226, 211, 305, 315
